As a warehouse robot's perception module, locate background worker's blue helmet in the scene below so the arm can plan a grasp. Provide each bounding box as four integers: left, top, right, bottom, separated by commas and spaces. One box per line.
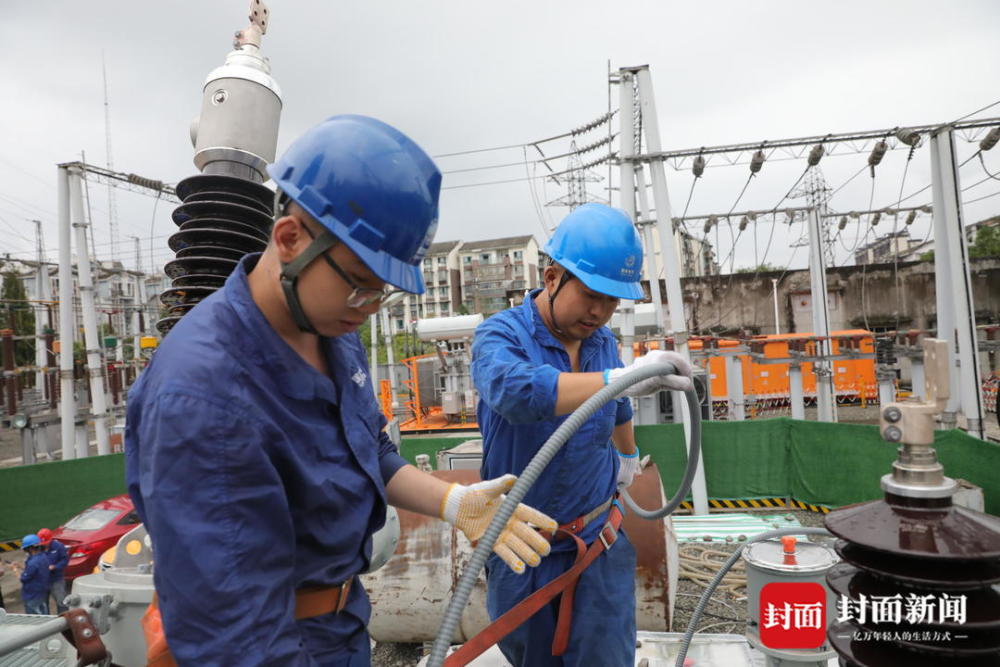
21, 534, 40, 550
267, 114, 441, 294
543, 203, 645, 300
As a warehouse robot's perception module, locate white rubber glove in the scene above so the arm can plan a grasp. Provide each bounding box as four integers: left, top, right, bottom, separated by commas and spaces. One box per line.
441, 474, 558, 574
605, 350, 694, 397
616, 448, 642, 489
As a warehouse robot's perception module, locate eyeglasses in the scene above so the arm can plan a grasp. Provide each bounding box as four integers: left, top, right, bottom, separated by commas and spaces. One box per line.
300, 222, 400, 308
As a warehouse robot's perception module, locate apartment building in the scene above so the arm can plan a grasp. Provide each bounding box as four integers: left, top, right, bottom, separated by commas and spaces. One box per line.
459, 235, 541, 315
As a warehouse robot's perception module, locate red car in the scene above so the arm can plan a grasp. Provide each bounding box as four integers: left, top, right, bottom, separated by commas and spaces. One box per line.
51, 494, 141, 580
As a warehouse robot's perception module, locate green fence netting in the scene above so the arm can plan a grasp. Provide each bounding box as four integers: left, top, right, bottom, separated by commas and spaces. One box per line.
1, 422, 997, 541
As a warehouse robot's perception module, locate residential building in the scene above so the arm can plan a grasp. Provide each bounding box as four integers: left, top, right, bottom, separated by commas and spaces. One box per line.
854, 230, 922, 265
390, 240, 462, 329
459, 235, 540, 315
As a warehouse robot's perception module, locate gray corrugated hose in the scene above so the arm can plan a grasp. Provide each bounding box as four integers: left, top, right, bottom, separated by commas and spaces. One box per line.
673, 526, 833, 667
427, 362, 702, 667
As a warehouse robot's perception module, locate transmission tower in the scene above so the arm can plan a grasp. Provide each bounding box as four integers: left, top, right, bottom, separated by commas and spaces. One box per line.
545, 140, 605, 210
103, 56, 119, 263
791, 168, 835, 265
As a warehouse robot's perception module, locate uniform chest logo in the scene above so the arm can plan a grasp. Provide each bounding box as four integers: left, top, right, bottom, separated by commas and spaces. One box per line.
351, 368, 367, 387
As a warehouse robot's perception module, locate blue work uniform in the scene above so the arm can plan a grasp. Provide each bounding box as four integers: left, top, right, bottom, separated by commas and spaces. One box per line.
20, 552, 51, 612
44, 540, 68, 579
472, 289, 637, 667
44, 539, 69, 613
126, 254, 407, 666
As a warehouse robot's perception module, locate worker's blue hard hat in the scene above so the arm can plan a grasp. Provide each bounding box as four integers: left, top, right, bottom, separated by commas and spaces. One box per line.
21, 534, 40, 549
544, 203, 645, 300
267, 115, 441, 294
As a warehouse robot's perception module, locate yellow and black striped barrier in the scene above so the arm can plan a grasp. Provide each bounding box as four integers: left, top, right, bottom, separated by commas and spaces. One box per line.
677, 498, 830, 513
0, 540, 22, 552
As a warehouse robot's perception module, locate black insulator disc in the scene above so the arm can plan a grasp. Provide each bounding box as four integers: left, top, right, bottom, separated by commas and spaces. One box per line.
171, 274, 227, 288
176, 173, 274, 210
183, 189, 273, 214
159, 286, 217, 308
155, 316, 182, 336
170, 223, 268, 252
172, 199, 273, 231
175, 245, 247, 262
164, 256, 238, 280
168, 303, 197, 317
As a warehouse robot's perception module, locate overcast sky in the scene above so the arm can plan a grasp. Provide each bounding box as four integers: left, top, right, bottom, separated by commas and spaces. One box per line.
2, 1, 998, 277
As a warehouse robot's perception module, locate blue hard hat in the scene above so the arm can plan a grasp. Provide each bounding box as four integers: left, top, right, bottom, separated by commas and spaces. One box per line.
267, 115, 441, 294
21, 534, 40, 549
544, 203, 644, 300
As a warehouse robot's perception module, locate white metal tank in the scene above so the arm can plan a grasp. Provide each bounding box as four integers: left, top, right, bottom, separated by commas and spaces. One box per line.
416, 314, 484, 341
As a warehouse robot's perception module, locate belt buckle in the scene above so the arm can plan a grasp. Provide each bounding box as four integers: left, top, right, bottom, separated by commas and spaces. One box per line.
598, 522, 617, 551
335, 578, 352, 613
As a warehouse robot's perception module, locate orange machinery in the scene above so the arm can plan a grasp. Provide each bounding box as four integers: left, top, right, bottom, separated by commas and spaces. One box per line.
637, 330, 877, 402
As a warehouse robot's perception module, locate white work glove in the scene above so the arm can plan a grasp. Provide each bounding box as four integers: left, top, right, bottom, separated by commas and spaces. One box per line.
441, 474, 558, 574
616, 448, 642, 489
605, 350, 693, 397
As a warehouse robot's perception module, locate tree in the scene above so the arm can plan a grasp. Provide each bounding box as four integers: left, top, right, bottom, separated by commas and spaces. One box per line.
970, 225, 1000, 258
1, 271, 35, 366
735, 263, 781, 274
918, 225, 1000, 262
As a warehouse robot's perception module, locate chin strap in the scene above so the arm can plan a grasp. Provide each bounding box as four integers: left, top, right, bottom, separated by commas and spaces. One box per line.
279, 228, 340, 335
546, 271, 573, 336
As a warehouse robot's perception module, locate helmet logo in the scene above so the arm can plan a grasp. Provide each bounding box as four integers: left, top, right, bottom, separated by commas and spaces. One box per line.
624, 255, 636, 267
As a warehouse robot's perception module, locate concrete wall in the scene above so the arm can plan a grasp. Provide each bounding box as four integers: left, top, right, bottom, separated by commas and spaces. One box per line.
647, 257, 1000, 338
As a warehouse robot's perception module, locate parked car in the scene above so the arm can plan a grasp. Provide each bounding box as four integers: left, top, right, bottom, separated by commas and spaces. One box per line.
51, 494, 141, 580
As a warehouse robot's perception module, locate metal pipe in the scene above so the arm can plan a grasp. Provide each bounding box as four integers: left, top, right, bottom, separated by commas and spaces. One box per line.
69, 169, 110, 456
633, 65, 707, 514
57, 166, 76, 460
807, 207, 836, 422
789, 363, 805, 420
0, 616, 68, 657
726, 355, 745, 421
929, 127, 985, 438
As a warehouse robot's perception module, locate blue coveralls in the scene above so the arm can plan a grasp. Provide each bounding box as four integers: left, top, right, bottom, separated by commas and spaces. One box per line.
125, 254, 408, 666
43, 540, 69, 612
472, 289, 637, 667
20, 552, 51, 615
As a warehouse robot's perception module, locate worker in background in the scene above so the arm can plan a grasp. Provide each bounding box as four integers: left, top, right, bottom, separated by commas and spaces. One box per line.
471, 203, 692, 666
37, 528, 69, 613
125, 115, 557, 666
18, 534, 51, 615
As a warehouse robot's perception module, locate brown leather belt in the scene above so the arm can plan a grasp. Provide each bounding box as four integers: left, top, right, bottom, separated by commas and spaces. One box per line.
294, 579, 353, 620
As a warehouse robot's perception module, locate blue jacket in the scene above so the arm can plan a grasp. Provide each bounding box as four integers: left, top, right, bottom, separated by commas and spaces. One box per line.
44, 540, 68, 579
125, 254, 408, 666
472, 289, 632, 550
20, 552, 51, 602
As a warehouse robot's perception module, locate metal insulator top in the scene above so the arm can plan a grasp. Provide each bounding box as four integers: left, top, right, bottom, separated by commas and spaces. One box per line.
849, 211, 860, 219
692, 155, 705, 177
749, 149, 765, 174
981, 126, 1000, 152
868, 140, 888, 167
738, 215, 749, 232
807, 143, 824, 166
839, 215, 848, 230
905, 210, 917, 225
921, 205, 932, 214
871, 211, 882, 226
703, 215, 718, 234
894, 128, 921, 146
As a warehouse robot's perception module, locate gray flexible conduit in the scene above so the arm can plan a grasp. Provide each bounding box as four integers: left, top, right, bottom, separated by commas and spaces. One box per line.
620, 387, 702, 519
673, 526, 833, 667
427, 362, 700, 666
